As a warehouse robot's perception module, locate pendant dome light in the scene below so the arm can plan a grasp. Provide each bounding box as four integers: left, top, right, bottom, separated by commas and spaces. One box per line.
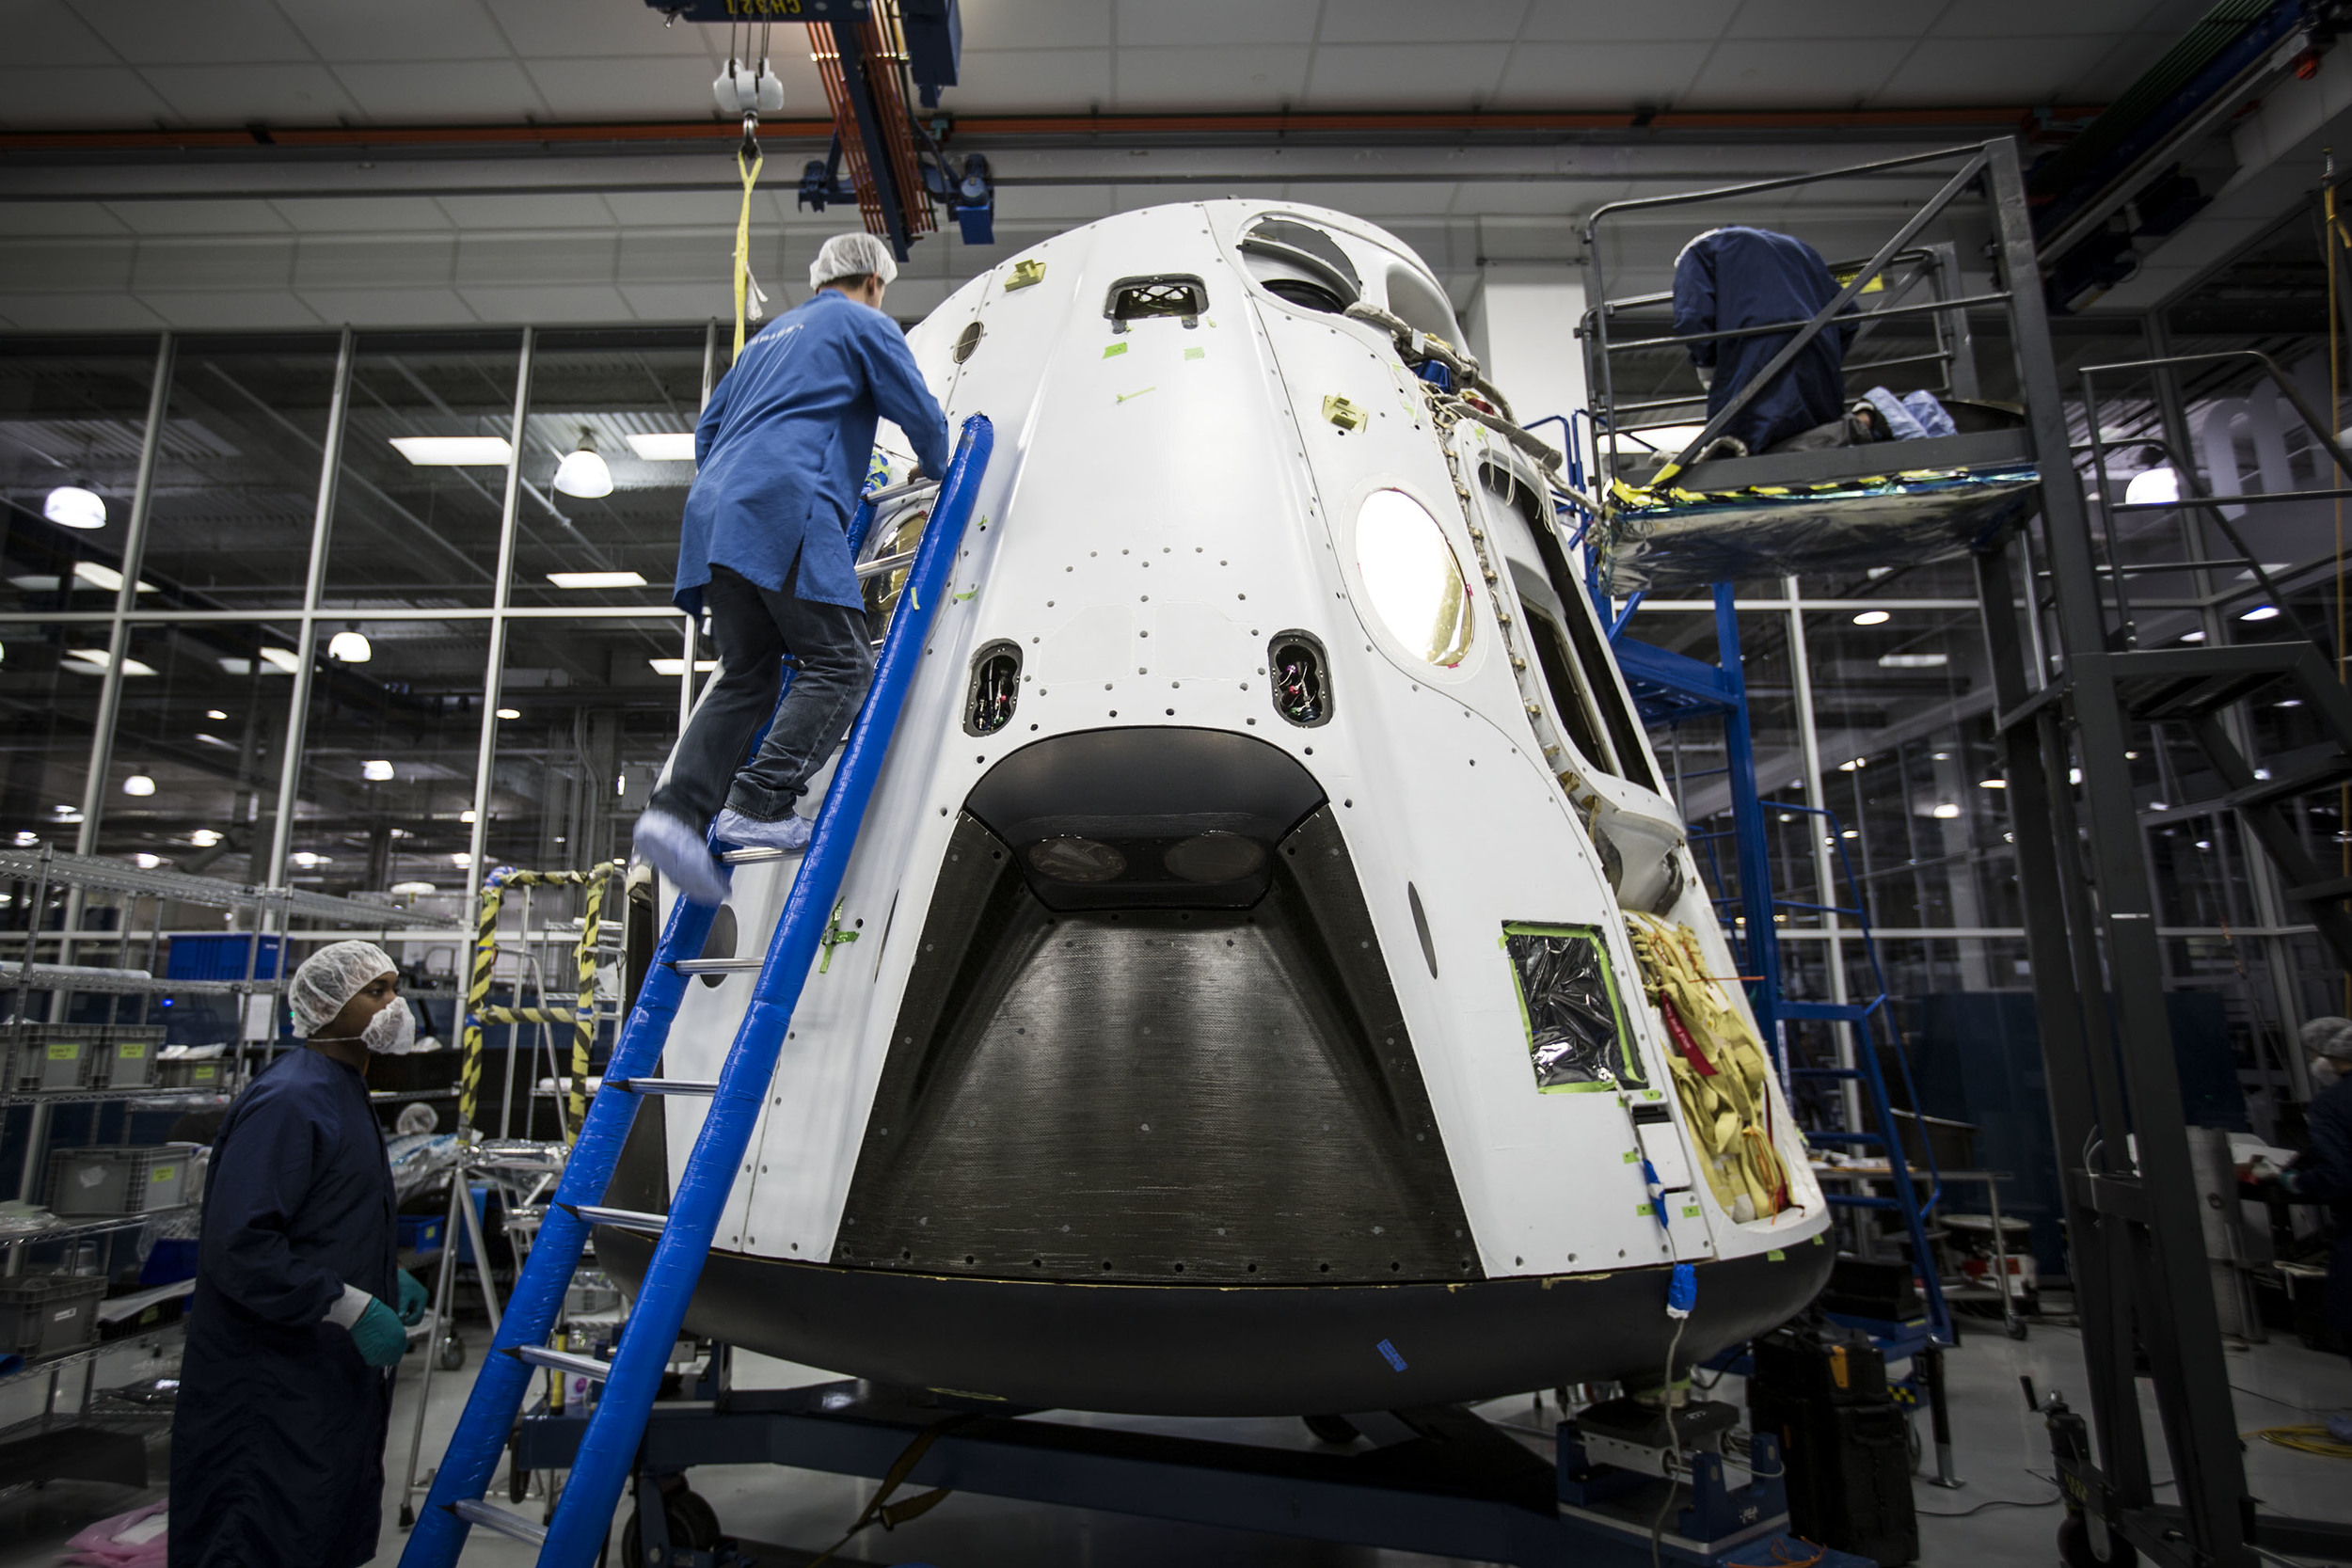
553, 428, 613, 499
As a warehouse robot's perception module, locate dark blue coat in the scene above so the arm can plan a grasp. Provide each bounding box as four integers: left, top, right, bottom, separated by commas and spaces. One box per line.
170, 1049, 397, 1568
1672, 226, 1855, 456
2285, 1073, 2352, 1335
675, 290, 952, 618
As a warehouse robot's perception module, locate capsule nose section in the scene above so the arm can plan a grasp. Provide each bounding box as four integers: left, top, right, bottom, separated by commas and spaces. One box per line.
965, 725, 1326, 911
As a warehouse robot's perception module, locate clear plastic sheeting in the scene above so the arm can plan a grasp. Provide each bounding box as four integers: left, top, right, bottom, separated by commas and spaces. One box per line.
1597, 465, 2040, 594
1502, 924, 1645, 1092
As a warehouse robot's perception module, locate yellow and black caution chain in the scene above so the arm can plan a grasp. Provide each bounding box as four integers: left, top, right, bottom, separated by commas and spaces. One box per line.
461, 861, 625, 1143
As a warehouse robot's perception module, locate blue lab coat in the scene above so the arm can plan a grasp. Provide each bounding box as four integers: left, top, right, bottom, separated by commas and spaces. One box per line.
169, 1049, 397, 1568
1671, 226, 1855, 456
675, 291, 952, 618
2285, 1073, 2352, 1338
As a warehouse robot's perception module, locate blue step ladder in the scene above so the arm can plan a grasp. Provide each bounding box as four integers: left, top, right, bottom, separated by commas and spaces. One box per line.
1601, 580, 1950, 1348
400, 414, 993, 1568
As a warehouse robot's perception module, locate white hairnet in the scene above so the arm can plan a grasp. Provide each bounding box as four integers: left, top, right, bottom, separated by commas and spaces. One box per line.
2301, 1016, 2352, 1062
809, 230, 898, 292
289, 940, 398, 1037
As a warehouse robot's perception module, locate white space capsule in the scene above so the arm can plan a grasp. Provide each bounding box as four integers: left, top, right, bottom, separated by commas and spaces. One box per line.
606, 201, 1831, 1417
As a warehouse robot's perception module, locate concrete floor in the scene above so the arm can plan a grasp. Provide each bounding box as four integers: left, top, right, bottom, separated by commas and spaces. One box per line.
1, 1307, 2345, 1567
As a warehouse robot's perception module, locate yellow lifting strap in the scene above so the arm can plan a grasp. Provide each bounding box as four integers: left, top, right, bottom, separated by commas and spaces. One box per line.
1625, 912, 1790, 1220
732, 144, 766, 359
460, 862, 624, 1145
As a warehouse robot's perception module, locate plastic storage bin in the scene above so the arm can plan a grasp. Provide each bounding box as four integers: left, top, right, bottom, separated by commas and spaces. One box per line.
45, 1144, 199, 1217
0, 1274, 107, 1362
95, 1026, 165, 1090
155, 1057, 229, 1092
14, 1024, 103, 1092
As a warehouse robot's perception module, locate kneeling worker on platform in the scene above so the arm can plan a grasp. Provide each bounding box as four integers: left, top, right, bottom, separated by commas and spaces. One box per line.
169, 941, 428, 1568
635, 230, 952, 906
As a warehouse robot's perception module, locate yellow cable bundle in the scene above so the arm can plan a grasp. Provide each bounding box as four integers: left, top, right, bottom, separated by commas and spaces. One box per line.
1626, 912, 1791, 1222
732, 146, 766, 358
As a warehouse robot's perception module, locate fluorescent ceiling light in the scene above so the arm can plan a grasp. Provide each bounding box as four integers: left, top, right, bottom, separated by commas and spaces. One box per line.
627, 432, 698, 461
1851, 610, 1891, 626
1931, 803, 1961, 819
259, 647, 303, 673
188, 829, 221, 847
1979, 778, 2008, 788
2179, 629, 2205, 643
290, 851, 330, 868
459, 809, 477, 824
449, 851, 472, 866
547, 571, 647, 590
71, 562, 153, 594
389, 436, 514, 466
43, 485, 105, 530
205, 708, 227, 721
194, 734, 233, 750
391, 881, 437, 895
64, 648, 156, 676
649, 657, 721, 675
2241, 605, 2280, 622
496, 707, 520, 720
361, 759, 395, 782
133, 852, 163, 870
1877, 653, 1948, 669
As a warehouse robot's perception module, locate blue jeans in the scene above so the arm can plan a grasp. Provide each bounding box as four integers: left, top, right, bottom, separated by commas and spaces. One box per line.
650, 564, 874, 827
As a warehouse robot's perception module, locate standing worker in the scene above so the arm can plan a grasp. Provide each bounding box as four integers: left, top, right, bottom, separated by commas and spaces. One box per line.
2249, 1017, 2352, 1442
634, 230, 952, 906
170, 941, 429, 1568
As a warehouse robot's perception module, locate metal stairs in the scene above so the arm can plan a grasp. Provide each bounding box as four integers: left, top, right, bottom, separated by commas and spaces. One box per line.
398, 414, 993, 1568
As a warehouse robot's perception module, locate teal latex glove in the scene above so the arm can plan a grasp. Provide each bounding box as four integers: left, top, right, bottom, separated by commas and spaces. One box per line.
349, 1295, 407, 1369
395, 1269, 429, 1327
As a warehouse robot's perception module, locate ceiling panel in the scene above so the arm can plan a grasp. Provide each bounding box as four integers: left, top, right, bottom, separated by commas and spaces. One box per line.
136, 62, 363, 124
276, 0, 513, 62
478, 0, 711, 58
437, 193, 619, 231
950, 46, 1113, 112
5, 0, 117, 66
1302, 44, 1514, 109
72, 0, 315, 64
1874, 37, 2122, 105
131, 237, 294, 293
330, 59, 550, 121
135, 290, 326, 329
458, 282, 633, 322
295, 287, 475, 326
294, 236, 458, 293
962, 0, 1113, 50
105, 199, 293, 237
1492, 41, 1713, 108
1722, 0, 1930, 40
0, 293, 166, 331
1682, 38, 1913, 107
1315, 0, 1534, 45
1115, 45, 1313, 110
523, 57, 726, 120
1112, 0, 1321, 48
0, 66, 173, 128
271, 197, 458, 234
454, 230, 620, 284
1519, 0, 1742, 43
0, 202, 131, 237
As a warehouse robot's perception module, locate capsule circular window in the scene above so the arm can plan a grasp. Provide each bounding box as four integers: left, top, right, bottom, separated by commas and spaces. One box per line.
1356, 488, 1473, 668
1163, 832, 1265, 883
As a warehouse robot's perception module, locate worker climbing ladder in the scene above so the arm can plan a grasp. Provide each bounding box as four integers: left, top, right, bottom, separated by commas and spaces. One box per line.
399, 413, 993, 1568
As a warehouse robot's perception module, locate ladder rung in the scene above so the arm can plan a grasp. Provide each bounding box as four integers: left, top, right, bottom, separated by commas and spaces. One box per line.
508, 1344, 611, 1382
453, 1499, 548, 1545
718, 846, 796, 864
566, 1204, 667, 1232
607, 1078, 717, 1097
669, 958, 762, 974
